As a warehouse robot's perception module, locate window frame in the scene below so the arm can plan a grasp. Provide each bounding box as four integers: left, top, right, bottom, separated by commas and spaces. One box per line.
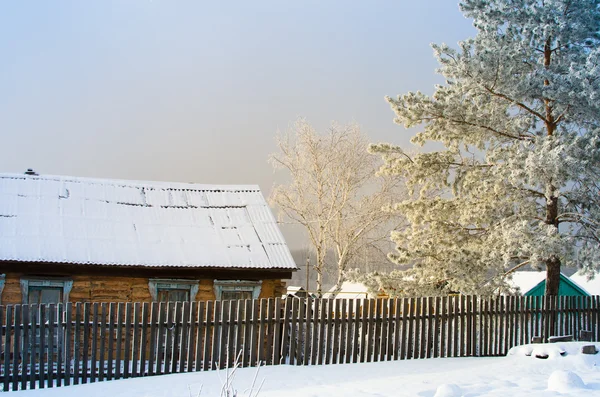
19, 277, 73, 305
148, 279, 199, 302
213, 280, 262, 301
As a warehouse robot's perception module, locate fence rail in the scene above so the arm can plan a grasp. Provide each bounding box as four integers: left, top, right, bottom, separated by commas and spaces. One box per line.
0, 295, 598, 391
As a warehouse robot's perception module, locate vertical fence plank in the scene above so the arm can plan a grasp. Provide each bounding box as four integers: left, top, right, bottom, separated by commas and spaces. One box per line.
131, 303, 140, 378
116, 303, 125, 380
90, 303, 99, 383
12, 305, 21, 392
337, 299, 346, 363
82, 303, 90, 384
106, 303, 115, 381
419, 297, 427, 359
73, 303, 82, 385
440, 297, 448, 358
332, 299, 340, 364
210, 301, 221, 370
379, 299, 387, 361
194, 301, 204, 371
217, 301, 228, 369
3, 305, 12, 392
433, 297, 441, 358
273, 298, 282, 365
303, 298, 312, 365
170, 302, 182, 373
425, 297, 433, 358
63, 303, 73, 386
180, 302, 190, 372
47, 304, 55, 388
164, 302, 176, 373
227, 300, 237, 367
359, 299, 368, 362
258, 299, 267, 366
98, 303, 107, 381
38, 304, 46, 389
346, 299, 354, 363
465, 296, 472, 357
203, 300, 213, 371
287, 298, 298, 365
372, 299, 380, 362
140, 303, 149, 376
265, 299, 275, 366
148, 303, 158, 376
392, 298, 401, 361
26, 305, 34, 390
122, 302, 132, 378
241, 300, 252, 367
310, 298, 319, 365
405, 298, 414, 359
156, 302, 167, 375
317, 299, 327, 365
56, 303, 64, 388
413, 298, 421, 359
366, 299, 375, 362
250, 300, 260, 367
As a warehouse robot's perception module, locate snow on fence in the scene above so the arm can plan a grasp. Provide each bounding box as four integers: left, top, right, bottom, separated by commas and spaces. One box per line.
0, 295, 599, 391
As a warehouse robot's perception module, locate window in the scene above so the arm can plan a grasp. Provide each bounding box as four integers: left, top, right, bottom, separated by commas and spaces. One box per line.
20, 278, 73, 305
148, 279, 199, 302
213, 280, 262, 301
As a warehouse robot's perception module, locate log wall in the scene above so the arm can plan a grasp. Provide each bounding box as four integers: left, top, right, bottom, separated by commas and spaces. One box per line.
0, 273, 287, 305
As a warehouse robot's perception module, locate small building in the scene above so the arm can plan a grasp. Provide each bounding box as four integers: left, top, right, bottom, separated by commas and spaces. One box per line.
284, 286, 309, 299
0, 172, 297, 305
323, 281, 384, 300
507, 271, 590, 297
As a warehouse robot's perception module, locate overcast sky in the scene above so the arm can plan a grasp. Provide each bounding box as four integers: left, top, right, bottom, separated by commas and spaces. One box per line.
0, 1, 475, 247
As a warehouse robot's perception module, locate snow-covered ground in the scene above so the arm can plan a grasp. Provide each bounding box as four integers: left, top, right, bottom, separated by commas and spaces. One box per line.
18, 342, 600, 397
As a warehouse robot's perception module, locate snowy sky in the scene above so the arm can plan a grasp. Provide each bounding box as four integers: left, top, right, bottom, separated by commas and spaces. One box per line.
0, 1, 474, 247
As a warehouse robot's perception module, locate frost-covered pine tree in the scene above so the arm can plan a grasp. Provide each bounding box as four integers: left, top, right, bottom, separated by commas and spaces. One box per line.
366, 0, 600, 296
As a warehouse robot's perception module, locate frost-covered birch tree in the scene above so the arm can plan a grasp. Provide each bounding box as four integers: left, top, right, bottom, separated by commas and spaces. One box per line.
270, 119, 403, 296
367, 0, 600, 296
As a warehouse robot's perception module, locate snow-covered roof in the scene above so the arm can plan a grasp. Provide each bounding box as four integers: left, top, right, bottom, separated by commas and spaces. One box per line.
506, 271, 548, 294
324, 282, 373, 299
0, 173, 297, 270
506, 271, 590, 295
569, 271, 600, 295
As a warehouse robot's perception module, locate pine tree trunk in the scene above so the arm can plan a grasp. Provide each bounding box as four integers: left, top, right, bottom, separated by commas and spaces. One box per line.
543, 37, 561, 296
545, 256, 561, 296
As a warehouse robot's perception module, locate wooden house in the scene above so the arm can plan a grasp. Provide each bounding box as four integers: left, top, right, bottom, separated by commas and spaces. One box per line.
0, 172, 297, 305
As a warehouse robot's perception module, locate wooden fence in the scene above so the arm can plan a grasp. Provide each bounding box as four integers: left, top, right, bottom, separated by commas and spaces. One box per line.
0, 295, 599, 391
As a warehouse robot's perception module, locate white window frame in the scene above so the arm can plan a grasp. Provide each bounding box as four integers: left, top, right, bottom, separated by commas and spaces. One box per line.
148, 279, 199, 302
213, 280, 262, 300
20, 277, 73, 304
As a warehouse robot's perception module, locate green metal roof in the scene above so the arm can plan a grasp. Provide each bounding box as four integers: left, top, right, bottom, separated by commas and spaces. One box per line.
525, 273, 590, 297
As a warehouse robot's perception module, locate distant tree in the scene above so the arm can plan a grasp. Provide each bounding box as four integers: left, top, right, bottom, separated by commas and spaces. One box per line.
367, 0, 600, 296
270, 119, 403, 296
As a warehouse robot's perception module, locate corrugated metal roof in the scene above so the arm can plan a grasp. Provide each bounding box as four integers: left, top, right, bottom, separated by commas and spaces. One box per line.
0, 173, 297, 271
